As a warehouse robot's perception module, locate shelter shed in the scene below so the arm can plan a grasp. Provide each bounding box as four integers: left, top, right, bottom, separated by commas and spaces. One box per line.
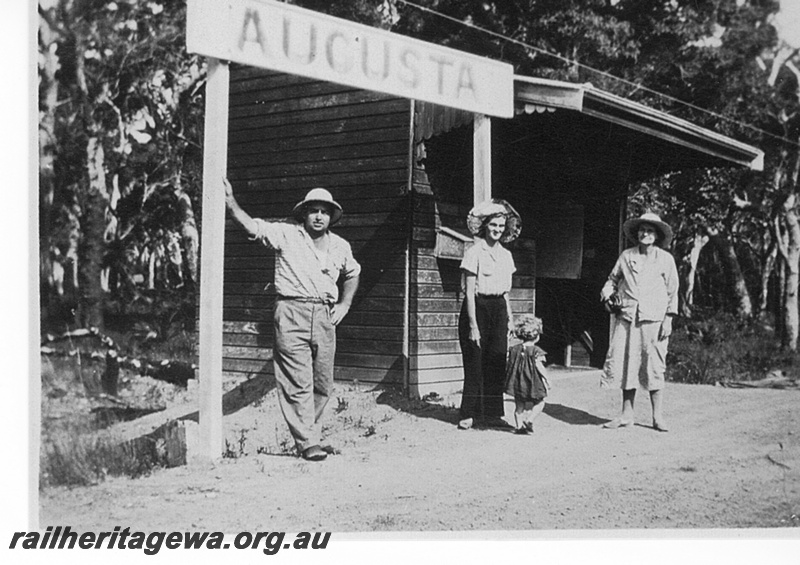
220, 67, 762, 397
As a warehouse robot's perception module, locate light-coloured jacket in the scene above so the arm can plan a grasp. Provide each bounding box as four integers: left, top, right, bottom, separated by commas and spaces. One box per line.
602, 246, 679, 323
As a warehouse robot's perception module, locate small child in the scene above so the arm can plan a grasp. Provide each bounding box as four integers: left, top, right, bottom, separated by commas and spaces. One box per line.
504, 315, 549, 435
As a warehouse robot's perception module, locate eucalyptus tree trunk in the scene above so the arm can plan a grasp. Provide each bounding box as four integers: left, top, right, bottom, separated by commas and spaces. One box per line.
74, 33, 109, 330
77, 135, 109, 329
680, 233, 708, 318
38, 12, 58, 235
706, 227, 753, 319
176, 185, 199, 289
785, 142, 800, 350
38, 3, 62, 317
779, 196, 800, 351
758, 242, 777, 319
767, 49, 800, 349
776, 251, 787, 342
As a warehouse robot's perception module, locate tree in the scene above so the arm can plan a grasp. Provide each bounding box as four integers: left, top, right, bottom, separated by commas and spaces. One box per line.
39, 0, 205, 330
39, 0, 800, 348
638, 0, 800, 346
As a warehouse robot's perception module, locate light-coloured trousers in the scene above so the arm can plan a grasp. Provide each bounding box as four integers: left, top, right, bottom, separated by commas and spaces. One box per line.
273, 299, 336, 451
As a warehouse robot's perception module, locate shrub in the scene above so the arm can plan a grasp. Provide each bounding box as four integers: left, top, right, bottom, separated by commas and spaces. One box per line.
667, 313, 796, 385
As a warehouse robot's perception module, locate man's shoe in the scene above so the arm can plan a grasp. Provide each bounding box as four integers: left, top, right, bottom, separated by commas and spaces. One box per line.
320, 445, 340, 455
301, 445, 327, 461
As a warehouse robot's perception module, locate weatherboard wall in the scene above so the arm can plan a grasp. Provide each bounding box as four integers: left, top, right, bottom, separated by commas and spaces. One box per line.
223, 67, 411, 385
219, 69, 537, 396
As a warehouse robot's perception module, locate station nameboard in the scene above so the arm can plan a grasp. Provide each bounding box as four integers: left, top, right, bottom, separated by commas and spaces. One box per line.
187, 0, 514, 118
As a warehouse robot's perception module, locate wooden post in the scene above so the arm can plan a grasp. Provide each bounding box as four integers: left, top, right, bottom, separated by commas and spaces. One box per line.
197, 58, 229, 461
473, 114, 492, 205
403, 101, 415, 397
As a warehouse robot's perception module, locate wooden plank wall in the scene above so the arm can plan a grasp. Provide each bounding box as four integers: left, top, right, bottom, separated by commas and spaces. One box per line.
223, 67, 411, 385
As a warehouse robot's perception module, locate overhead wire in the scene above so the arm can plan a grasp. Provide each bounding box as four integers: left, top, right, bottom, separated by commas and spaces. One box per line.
396, 0, 800, 149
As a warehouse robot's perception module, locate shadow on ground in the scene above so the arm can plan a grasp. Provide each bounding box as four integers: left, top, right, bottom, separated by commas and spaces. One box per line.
179, 374, 277, 423
543, 402, 606, 426
374, 387, 460, 426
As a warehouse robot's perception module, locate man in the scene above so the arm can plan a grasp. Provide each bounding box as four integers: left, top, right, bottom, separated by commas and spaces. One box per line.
223, 178, 361, 461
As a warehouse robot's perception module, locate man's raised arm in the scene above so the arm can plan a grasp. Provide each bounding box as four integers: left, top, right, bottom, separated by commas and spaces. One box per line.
223, 177, 258, 237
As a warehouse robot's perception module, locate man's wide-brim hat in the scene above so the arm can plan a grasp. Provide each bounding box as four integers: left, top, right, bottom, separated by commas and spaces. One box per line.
292, 188, 343, 224
623, 212, 673, 248
466, 199, 522, 243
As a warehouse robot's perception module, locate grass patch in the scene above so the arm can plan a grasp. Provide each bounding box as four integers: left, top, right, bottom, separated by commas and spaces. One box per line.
41, 423, 159, 487
40, 353, 184, 487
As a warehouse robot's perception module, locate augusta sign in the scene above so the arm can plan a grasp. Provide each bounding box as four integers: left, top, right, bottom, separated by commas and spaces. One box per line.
187, 0, 514, 117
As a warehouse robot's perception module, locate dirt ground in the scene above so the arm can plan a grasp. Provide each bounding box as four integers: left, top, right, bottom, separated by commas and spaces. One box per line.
39, 367, 800, 533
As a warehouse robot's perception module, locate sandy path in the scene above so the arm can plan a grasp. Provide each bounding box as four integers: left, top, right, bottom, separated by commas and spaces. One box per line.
40, 369, 800, 532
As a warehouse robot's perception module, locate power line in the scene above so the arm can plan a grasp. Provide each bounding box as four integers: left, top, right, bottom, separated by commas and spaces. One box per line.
396, 0, 799, 149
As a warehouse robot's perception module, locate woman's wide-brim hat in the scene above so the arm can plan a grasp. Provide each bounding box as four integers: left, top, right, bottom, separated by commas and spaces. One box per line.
623, 212, 673, 248
292, 188, 343, 224
466, 199, 522, 243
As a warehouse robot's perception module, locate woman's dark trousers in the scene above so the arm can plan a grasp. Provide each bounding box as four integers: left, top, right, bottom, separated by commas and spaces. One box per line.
458, 295, 508, 421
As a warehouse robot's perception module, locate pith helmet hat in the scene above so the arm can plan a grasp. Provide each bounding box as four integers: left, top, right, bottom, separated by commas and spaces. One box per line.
293, 188, 343, 224
466, 198, 522, 243
623, 212, 673, 248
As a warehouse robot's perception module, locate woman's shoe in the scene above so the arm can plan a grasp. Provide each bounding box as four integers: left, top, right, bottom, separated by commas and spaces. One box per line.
653, 420, 669, 432
457, 418, 474, 430
602, 418, 633, 429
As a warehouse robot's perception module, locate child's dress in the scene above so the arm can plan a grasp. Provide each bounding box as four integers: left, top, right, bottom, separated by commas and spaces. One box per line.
504, 343, 549, 401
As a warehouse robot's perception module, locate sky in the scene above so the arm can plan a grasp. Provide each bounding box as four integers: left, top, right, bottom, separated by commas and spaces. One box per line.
773, 0, 800, 48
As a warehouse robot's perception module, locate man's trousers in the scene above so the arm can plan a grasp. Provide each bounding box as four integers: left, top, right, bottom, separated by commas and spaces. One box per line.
273, 299, 336, 451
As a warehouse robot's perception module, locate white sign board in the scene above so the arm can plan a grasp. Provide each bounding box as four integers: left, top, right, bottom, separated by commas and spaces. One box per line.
187, 0, 514, 117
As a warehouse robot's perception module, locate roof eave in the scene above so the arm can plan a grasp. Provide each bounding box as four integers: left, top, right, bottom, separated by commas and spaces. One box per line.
513, 76, 764, 171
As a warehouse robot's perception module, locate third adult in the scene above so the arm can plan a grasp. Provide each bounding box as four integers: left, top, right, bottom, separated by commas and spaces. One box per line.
600, 212, 679, 432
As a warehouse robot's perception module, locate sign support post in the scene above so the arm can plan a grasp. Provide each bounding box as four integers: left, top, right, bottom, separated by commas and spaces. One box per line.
197, 57, 229, 461
473, 114, 492, 205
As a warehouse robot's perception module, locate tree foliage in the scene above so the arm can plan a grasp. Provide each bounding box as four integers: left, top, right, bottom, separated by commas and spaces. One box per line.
39, 0, 800, 345
40, 0, 204, 332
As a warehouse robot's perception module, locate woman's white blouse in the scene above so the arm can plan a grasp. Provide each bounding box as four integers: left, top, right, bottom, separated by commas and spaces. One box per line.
460, 238, 516, 295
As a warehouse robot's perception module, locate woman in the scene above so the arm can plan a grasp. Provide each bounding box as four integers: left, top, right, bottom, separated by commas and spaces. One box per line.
457, 199, 521, 430
600, 212, 679, 432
